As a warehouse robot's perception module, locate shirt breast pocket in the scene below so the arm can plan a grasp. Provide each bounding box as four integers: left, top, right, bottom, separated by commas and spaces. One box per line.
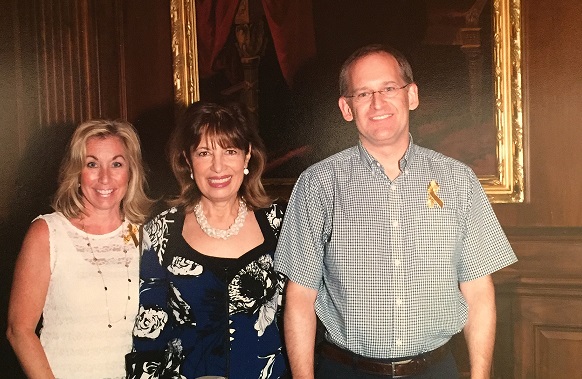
411, 204, 461, 266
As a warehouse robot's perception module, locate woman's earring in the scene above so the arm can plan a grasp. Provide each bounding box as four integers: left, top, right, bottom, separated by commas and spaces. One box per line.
243, 168, 249, 175
190, 172, 194, 180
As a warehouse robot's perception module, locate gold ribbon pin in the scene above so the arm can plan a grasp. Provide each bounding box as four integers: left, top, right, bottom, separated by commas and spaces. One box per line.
427, 180, 444, 208
123, 223, 139, 247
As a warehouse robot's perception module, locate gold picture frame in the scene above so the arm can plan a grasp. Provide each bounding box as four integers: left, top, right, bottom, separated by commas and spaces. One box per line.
170, 0, 525, 203
486, 0, 525, 203
170, 0, 199, 105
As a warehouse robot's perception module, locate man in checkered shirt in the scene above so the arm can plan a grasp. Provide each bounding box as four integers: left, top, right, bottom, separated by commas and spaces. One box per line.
274, 44, 517, 379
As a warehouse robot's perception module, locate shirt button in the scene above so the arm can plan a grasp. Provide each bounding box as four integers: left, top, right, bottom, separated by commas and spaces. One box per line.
390, 184, 397, 191
392, 220, 399, 227
396, 339, 403, 346
396, 298, 403, 306
394, 259, 401, 266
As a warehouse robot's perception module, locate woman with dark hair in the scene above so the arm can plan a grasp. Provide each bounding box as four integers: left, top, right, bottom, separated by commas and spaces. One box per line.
7, 120, 152, 378
127, 102, 288, 379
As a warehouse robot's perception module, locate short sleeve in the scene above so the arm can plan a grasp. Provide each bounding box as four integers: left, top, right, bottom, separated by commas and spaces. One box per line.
274, 171, 329, 290
457, 171, 517, 282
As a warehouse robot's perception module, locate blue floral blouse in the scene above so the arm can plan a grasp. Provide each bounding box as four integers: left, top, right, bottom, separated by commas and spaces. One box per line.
128, 203, 288, 379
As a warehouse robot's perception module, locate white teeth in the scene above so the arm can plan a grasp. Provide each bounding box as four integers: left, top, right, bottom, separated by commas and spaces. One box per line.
372, 114, 390, 120
96, 189, 113, 195
209, 176, 230, 184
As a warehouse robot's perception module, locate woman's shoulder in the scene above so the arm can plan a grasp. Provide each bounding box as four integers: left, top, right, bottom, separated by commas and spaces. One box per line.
257, 201, 286, 219
145, 207, 181, 226
25, 216, 51, 242
141, 207, 184, 264
34, 211, 65, 223
143, 207, 183, 242
17, 215, 53, 271
33, 212, 74, 233
257, 201, 286, 236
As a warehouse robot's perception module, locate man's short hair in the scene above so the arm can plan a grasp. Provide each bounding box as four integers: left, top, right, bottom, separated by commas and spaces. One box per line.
339, 44, 414, 96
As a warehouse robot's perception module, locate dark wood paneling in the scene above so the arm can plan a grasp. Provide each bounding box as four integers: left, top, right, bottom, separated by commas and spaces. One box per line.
515, 297, 582, 379
122, 0, 174, 122
494, 229, 582, 379
536, 327, 582, 379
121, 0, 176, 199
85, 0, 124, 118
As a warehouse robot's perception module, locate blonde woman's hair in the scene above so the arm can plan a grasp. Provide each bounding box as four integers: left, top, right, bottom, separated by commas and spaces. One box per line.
52, 120, 153, 224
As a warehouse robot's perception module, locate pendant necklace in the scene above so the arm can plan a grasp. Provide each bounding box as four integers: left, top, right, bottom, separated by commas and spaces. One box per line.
82, 220, 133, 328
194, 198, 248, 240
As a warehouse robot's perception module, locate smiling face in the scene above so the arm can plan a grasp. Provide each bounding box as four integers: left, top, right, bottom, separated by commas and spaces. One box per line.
80, 136, 129, 216
189, 135, 251, 205
338, 52, 419, 154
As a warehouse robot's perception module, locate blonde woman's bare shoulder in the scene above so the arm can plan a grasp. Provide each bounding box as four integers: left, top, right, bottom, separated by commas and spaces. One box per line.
19, 218, 51, 259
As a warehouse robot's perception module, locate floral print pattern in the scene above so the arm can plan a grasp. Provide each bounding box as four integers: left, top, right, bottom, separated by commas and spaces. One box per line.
129, 204, 287, 379
168, 256, 204, 276
169, 283, 196, 326
126, 338, 186, 379
266, 204, 284, 238
133, 305, 169, 339
229, 254, 278, 315
145, 207, 177, 265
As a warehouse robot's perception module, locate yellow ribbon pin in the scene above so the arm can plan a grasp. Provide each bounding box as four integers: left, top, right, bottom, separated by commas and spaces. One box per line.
427, 180, 444, 208
123, 223, 139, 247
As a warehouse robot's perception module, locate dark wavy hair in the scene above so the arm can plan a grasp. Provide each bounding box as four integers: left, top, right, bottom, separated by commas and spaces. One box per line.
339, 44, 414, 96
168, 101, 271, 211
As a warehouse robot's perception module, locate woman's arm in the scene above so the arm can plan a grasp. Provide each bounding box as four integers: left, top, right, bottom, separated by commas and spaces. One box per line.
127, 220, 178, 379
6, 219, 55, 379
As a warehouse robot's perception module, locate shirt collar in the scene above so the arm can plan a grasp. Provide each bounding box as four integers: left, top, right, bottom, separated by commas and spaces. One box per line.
356, 134, 416, 175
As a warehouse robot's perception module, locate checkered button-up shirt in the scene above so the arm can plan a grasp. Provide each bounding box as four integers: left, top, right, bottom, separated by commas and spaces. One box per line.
274, 139, 517, 359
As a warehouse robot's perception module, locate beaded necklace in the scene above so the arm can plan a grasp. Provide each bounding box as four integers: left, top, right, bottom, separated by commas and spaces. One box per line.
194, 198, 247, 240
82, 220, 137, 328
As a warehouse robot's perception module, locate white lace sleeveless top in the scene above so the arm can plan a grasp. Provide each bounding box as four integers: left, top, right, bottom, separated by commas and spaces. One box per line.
37, 212, 139, 379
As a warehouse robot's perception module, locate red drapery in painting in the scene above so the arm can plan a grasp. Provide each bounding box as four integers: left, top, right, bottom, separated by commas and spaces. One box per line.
195, 0, 316, 87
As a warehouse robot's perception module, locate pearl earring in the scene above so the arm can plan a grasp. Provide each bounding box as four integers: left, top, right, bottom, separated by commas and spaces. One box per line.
190, 172, 194, 180
243, 168, 249, 175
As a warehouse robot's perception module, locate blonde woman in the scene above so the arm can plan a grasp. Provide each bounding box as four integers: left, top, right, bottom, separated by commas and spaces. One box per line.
7, 120, 152, 378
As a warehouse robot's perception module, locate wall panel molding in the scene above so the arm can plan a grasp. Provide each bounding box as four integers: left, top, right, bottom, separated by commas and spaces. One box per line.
536, 327, 582, 379
492, 228, 582, 378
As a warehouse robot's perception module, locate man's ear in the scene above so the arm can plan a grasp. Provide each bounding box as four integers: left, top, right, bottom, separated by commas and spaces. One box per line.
338, 97, 354, 121
408, 83, 419, 111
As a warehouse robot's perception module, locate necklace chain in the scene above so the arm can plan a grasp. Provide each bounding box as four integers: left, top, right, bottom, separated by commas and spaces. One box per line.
194, 199, 248, 240
82, 220, 132, 328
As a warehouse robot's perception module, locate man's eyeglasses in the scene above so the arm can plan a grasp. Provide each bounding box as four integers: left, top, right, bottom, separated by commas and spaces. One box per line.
344, 83, 411, 102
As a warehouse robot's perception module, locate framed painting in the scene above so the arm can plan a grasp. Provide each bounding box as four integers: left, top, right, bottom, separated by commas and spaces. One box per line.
170, 0, 525, 203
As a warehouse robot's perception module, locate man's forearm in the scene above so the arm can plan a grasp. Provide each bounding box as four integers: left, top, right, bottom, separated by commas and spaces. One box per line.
284, 281, 318, 379
461, 275, 496, 379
